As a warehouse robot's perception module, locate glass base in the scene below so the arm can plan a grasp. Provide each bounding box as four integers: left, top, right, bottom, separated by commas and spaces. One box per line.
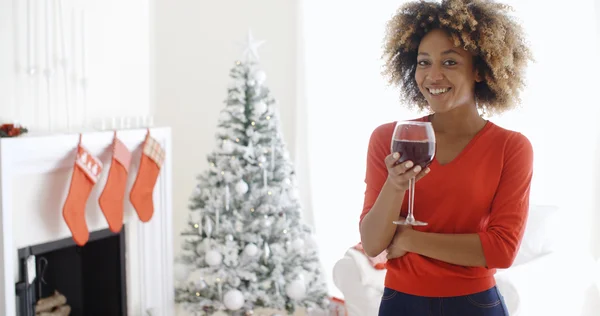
393, 219, 428, 226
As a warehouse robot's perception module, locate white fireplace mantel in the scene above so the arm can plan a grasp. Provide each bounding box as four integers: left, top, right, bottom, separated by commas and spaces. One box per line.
0, 127, 174, 315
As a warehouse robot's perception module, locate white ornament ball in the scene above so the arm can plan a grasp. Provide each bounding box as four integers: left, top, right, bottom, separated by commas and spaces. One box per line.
235, 180, 249, 195
289, 189, 299, 200
247, 79, 256, 87
222, 140, 234, 153
254, 101, 267, 115
291, 238, 305, 251
258, 155, 266, 163
205, 250, 222, 266
282, 178, 292, 187
244, 243, 258, 257
223, 289, 245, 310
305, 234, 318, 250
262, 216, 272, 227
173, 263, 190, 282
253, 70, 267, 84
195, 242, 205, 255
219, 111, 231, 122
285, 279, 306, 300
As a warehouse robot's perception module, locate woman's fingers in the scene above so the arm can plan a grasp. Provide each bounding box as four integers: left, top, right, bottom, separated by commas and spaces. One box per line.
414, 167, 430, 181
386, 152, 415, 175
385, 152, 431, 190
384, 152, 401, 168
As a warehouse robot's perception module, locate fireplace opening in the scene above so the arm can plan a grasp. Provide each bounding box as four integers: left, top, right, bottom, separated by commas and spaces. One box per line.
15, 227, 127, 316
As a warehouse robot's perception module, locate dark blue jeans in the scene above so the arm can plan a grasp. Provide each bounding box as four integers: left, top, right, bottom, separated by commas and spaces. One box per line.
378, 286, 509, 316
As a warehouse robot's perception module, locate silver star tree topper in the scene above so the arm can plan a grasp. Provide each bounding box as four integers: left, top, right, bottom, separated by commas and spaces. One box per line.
240, 30, 266, 62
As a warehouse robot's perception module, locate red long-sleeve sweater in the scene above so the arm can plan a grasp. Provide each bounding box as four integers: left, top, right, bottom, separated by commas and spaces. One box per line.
360, 116, 534, 297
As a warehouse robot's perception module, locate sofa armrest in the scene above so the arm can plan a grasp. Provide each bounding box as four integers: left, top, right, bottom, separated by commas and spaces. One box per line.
332, 250, 387, 316
495, 251, 596, 316
343, 248, 387, 290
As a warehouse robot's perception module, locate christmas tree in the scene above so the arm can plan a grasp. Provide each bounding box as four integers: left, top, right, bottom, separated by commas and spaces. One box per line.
174, 32, 329, 316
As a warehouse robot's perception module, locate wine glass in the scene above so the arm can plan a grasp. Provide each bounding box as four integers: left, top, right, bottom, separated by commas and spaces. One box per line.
391, 121, 436, 226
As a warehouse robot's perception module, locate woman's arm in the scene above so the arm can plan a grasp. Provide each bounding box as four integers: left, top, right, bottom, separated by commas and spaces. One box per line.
358, 125, 429, 257
397, 230, 486, 267
360, 180, 406, 257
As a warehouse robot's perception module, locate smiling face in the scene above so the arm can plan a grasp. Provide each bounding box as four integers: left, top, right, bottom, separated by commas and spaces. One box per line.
415, 29, 480, 113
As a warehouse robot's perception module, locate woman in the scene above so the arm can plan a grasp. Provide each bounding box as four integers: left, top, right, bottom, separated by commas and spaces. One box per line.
359, 1, 534, 315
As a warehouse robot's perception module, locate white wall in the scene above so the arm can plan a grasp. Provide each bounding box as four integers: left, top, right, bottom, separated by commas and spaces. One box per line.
0, 0, 151, 132
152, 1, 300, 258
593, 0, 600, 260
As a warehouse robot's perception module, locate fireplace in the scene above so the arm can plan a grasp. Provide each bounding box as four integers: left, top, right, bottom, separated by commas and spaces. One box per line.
15, 228, 128, 316
0, 128, 174, 315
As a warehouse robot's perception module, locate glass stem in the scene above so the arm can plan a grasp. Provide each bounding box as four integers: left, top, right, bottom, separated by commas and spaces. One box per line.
406, 177, 416, 223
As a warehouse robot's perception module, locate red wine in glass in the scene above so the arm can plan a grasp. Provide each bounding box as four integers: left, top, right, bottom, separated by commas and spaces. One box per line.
390, 121, 436, 226
391, 140, 435, 168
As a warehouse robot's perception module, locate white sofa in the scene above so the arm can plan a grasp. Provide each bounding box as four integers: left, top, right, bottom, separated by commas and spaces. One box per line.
333, 205, 600, 316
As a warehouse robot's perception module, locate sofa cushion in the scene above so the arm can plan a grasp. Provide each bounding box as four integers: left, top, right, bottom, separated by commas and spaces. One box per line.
512, 204, 560, 266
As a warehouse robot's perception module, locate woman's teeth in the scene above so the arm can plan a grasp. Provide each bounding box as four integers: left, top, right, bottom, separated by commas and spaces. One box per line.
428, 88, 449, 95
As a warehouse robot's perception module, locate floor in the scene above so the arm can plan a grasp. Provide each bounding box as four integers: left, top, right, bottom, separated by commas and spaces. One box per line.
212, 308, 307, 316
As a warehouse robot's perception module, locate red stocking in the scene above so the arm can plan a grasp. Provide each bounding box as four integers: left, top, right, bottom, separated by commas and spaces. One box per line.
130, 131, 165, 222
99, 134, 131, 233
62, 138, 103, 246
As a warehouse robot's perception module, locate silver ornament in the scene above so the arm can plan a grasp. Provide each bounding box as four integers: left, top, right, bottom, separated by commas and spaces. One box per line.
254, 101, 267, 114
222, 140, 234, 153
282, 178, 291, 187
235, 221, 244, 232
204, 216, 213, 239
235, 180, 249, 195
262, 215, 272, 227
262, 242, 271, 264
253, 70, 267, 84
226, 234, 234, 241
229, 276, 241, 287
244, 243, 258, 256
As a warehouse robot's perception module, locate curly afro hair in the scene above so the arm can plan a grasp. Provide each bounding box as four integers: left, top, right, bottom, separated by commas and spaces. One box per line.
382, 0, 533, 115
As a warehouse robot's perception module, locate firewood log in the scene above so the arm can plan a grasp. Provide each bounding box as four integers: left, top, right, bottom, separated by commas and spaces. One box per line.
35, 291, 67, 313
36, 304, 71, 316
